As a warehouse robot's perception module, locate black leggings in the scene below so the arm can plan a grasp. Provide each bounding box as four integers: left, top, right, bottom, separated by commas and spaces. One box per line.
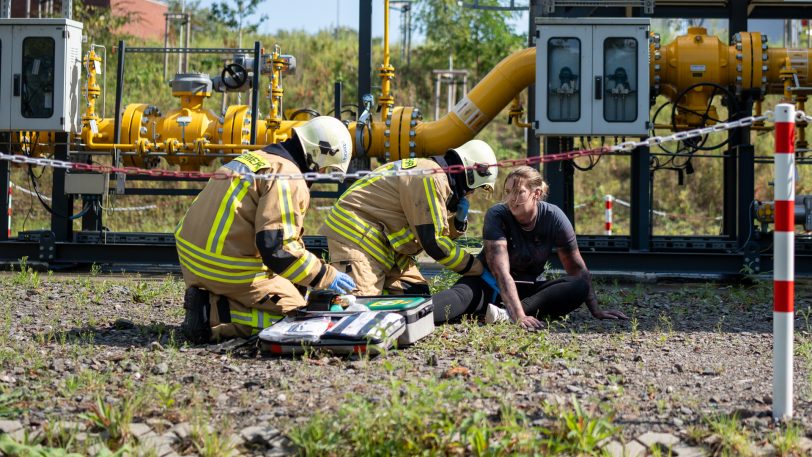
433, 275, 589, 324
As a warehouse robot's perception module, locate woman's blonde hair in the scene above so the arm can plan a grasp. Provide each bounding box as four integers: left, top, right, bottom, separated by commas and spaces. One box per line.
504, 166, 549, 201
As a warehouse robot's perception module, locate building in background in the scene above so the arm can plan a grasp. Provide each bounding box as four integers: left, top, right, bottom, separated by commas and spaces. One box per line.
10, 0, 168, 41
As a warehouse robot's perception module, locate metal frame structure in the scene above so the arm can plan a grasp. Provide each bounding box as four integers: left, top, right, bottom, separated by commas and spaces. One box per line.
531, 0, 812, 276
0, 0, 810, 277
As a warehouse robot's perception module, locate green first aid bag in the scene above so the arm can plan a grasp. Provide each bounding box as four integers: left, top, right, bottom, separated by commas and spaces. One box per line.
355, 295, 434, 345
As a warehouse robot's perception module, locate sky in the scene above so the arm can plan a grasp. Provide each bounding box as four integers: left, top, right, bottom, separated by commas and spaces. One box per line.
196, 0, 530, 43
194, 1, 791, 47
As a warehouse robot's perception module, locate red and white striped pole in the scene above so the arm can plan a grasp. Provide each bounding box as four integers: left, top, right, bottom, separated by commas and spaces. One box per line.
6, 182, 11, 238
604, 195, 613, 235
773, 103, 795, 421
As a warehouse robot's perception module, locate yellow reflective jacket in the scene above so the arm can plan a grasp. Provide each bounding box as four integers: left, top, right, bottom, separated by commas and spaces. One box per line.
319, 158, 482, 275
175, 147, 337, 288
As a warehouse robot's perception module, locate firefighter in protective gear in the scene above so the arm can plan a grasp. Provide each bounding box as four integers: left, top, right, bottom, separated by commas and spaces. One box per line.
177, 116, 356, 344
319, 139, 498, 295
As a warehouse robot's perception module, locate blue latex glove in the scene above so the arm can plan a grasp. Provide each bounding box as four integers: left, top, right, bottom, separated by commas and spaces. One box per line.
455, 197, 470, 223
481, 268, 500, 303
329, 271, 356, 294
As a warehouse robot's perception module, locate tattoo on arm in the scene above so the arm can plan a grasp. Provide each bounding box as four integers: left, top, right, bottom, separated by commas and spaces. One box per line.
485, 240, 524, 320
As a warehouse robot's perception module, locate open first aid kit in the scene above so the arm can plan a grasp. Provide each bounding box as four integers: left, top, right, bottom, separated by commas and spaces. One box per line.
302, 293, 435, 346
258, 311, 405, 356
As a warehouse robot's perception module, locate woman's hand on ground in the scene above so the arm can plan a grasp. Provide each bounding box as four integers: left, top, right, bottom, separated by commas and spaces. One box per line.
591, 309, 629, 320
516, 315, 544, 331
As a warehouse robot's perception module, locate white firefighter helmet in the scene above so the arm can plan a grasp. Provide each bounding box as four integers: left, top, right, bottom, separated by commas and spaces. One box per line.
450, 139, 498, 194
292, 116, 353, 173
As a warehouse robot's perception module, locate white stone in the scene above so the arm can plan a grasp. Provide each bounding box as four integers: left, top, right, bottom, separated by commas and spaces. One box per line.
603, 440, 625, 457
625, 440, 647, 457
170, 422, 192, 441
671, 445, 706, 457
602, 440, 647, 457
0, 420, 23, 434
637, 431, 680, 448
799, 437, 812, 452
129, 422, 152, 439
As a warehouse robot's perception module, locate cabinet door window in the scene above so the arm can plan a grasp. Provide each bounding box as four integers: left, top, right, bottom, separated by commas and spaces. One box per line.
603, 37, 637, 123
547, 37, 580, 122
21, 37, 55, 119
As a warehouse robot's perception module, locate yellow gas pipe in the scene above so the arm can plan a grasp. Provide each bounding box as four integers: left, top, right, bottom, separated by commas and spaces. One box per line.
83, 49, 102, 123
378, 0, 395, 120
374, 47, 536, 159
264, 45, 287, 143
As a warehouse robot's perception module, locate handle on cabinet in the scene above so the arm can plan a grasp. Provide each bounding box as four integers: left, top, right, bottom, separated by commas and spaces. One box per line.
594, 76, 602, 100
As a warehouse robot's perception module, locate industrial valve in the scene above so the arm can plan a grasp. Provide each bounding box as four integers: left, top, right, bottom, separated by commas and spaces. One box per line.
755, 196, 812, 232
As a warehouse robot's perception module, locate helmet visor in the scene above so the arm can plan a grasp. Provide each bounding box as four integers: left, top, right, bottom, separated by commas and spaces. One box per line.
466, 163, 494, 190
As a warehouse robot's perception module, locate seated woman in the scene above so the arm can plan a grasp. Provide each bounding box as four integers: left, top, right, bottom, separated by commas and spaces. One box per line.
433, 166, 627, 330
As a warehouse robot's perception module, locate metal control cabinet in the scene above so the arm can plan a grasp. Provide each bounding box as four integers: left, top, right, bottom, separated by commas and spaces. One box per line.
0, 18, 83, 132
535, 18, 650, 136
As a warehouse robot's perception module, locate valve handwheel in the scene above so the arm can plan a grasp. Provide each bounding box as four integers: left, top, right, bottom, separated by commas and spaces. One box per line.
670, 82, 738, 152
221, 63, 249, 90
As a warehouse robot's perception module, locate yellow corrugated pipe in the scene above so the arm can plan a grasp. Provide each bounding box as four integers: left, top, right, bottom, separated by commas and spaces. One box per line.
363, 47, 535, 160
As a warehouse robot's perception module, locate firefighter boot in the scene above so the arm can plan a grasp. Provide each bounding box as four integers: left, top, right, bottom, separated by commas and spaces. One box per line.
183, 287, 212, 344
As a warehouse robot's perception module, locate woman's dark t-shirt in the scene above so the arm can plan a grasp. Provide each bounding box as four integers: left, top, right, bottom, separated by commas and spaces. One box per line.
482, 201, 578, 282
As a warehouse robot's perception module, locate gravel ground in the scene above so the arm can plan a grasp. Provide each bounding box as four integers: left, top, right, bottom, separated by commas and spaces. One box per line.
1, 272, 811, 456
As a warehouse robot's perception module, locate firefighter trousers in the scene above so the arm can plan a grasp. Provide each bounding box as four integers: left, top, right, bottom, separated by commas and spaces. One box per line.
327, 237, 428, 296
180, 265, 305, 340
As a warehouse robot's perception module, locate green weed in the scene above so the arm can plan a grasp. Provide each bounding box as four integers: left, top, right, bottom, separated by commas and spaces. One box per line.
542, 395, 618, 455
630, 314, 639, 340
151, 382, 181, 410
428, 269, 461, 294
81, 394, 144, 450
0, 433, 82, 457
0, 388, 23, 418
290, 378, 618, 456
701, 413, 753, 457
12, 256, 41, 289
769, 421, 805, 457
191, 421, 238, 457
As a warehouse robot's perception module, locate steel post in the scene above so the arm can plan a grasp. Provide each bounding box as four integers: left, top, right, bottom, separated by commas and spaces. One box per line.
631, 146, 651, 250
0, 134, 9, 241
250, 41, 261, 146
359, 0, 372, 110
51, 133, 72, 242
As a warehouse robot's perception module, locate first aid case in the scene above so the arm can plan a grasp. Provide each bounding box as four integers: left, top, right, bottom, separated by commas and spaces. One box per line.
258, 311, 405, 356
303, 295, 434, 346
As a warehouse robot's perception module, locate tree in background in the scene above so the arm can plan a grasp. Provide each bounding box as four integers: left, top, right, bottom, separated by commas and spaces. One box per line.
413, 0, 525, 78
208, 0, 269, 47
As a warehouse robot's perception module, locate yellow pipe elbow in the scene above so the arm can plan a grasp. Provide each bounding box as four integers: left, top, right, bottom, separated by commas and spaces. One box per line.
382, 47, 537, 158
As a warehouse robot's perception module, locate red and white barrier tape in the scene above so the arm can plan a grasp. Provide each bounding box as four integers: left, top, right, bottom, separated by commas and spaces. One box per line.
9, 182, 156, 212
0, 114, 770, 182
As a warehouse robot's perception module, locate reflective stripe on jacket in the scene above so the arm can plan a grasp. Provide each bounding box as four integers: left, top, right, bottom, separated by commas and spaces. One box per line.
319, 158, 477, 274
175, 148, 335, 288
